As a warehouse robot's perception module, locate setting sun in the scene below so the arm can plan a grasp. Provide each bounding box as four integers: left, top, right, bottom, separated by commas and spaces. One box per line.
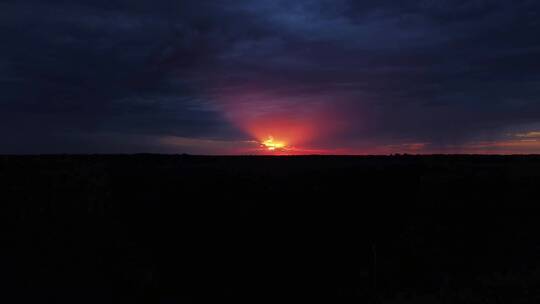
261, 136, 286, 151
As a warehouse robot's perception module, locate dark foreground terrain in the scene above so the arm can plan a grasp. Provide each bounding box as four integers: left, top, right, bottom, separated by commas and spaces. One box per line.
2, 155, 540, 303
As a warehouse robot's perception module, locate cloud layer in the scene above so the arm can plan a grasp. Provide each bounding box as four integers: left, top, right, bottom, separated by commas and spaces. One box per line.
2, 0, 540, 153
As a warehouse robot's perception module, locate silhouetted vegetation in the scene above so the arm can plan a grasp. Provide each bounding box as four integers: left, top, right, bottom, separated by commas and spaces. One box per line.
2, 155, 540, 303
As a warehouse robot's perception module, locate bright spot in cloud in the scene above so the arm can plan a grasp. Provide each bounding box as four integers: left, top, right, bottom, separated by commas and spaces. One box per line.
261, 136, 286, 151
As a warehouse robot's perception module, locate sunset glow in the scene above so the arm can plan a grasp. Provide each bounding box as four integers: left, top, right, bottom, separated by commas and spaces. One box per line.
213, 86, 349, 154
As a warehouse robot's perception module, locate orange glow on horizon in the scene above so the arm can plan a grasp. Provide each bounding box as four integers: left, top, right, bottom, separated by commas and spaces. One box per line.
207, 83, 351, 155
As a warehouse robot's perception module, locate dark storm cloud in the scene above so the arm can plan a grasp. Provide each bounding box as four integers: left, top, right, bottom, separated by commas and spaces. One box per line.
0, 0, 252, 153
2, 0, 540, 153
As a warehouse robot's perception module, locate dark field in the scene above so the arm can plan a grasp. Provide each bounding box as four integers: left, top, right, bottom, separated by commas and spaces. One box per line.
3, 155, 540, 303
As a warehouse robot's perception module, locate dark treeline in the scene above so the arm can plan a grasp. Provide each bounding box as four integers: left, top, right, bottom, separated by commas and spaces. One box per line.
2, 155, 540, 303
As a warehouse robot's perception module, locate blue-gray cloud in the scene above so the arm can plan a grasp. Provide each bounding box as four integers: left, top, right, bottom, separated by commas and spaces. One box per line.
1, 0, 540, 153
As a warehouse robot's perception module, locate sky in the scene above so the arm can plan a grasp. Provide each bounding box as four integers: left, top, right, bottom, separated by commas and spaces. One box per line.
2, 0, 540, 154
